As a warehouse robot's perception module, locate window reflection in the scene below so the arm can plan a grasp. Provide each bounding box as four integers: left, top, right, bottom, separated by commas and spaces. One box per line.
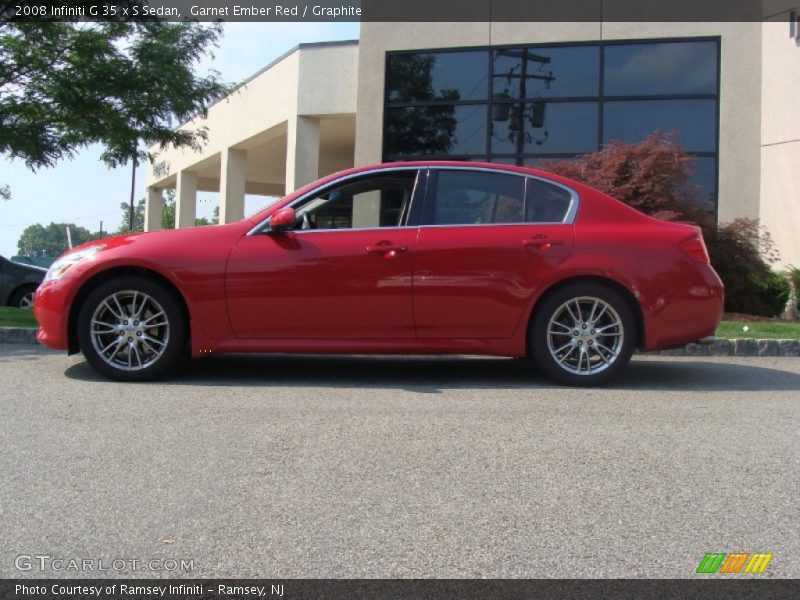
384, 39, 719, 210
492, 46, 599, 99
688, 157, 717, 212
385, 105, 487, 158
603, 99, 716, 152
491, 102, 598, 155
387, 51, 489, 103
604, 41, 718, 96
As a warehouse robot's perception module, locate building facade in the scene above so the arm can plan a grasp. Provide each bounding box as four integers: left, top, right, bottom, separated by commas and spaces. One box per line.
147, 8, 799, 265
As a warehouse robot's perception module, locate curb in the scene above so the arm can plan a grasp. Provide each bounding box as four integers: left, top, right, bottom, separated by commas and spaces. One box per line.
0, 326, 799, 357
0, 327, 38, 345
637, 338, 800, 357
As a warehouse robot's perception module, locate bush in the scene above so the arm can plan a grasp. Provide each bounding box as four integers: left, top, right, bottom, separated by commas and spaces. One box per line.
791, 268, 800, 312
755, 272, 792, 317
704, 219, 789, 317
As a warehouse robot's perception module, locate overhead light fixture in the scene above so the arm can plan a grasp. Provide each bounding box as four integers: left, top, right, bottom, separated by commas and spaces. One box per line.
791, 10, 800, 40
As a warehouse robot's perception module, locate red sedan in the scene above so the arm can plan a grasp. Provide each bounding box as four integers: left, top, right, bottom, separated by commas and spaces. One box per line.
34, 162, 723, 385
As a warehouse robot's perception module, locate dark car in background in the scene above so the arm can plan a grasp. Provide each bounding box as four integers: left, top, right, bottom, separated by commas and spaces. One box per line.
1, 256, 46, 308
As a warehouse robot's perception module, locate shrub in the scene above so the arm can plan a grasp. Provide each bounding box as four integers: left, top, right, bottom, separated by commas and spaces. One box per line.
791, 268, 800, 312
702, 219, 789, 317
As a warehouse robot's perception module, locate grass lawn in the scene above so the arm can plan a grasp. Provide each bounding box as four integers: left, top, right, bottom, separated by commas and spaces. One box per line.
0, 306, 38, 328
716, 320, 800, 340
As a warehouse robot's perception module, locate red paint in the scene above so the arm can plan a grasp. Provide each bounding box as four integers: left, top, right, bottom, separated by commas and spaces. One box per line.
34, 161, 723, 359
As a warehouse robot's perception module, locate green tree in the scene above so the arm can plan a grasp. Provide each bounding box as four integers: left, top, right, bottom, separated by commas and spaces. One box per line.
118, 198, 146, 233
17, 222, 97, 256
1, 7, 228, 220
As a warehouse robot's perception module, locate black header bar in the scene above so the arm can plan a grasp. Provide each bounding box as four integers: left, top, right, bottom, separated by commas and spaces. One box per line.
2, 0, 796, 23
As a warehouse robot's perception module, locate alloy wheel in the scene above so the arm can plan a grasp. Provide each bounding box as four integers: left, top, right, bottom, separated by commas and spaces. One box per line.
89, 290, 170, 371
546, 296, 624, 376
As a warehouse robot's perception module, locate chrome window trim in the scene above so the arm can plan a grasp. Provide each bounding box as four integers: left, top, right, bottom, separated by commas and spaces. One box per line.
427, 166, 580, 226
247, 166, 425, 236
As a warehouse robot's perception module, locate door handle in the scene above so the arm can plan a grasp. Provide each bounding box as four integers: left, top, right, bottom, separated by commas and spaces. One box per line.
366, 243, 408, 255
522, 236, 564, 250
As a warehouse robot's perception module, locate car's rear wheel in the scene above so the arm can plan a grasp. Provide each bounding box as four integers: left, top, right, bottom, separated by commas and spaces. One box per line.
77, 276, 186, 381
9, 284, 38, 309
530, 283, 636, 386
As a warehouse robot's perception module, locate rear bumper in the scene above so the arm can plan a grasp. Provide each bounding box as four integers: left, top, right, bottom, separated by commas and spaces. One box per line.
33, 279, 71, 350
643, 264, 724, 351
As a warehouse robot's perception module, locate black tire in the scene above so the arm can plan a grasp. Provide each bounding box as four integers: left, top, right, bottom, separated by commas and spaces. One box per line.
77, 276, 187, 382
530, 282, 637, 386
9, 284, 38, 309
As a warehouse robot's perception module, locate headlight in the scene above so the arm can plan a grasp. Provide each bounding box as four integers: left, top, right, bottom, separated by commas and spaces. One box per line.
44, 245, 104, 282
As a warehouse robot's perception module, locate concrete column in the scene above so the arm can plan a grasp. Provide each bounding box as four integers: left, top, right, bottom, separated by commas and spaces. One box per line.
144, 187, 163, 232
175, 170, 197, 229
285, 116, 320, 193
220, 148, 246, 223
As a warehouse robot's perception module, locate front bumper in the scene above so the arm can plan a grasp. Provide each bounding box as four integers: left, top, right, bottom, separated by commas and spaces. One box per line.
33, 279, 73, 350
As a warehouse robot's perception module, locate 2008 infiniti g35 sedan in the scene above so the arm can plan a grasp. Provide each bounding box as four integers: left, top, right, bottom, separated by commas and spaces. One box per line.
34, 162, 723, 385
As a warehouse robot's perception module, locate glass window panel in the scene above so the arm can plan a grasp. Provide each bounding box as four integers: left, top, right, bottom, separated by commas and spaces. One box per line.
432, 170, 525, 225
604, 41, 718, 96
295, 173, 417, 230
523, 156, 582, 169
491, 102, 598, 155
492, 46, 599, 99
526, 178, 573, 223
490, 157, 521, 165
687, 156, 717, 212
386, 51, 489, 103
603, 99, 716, 152
385, 105, 488, 158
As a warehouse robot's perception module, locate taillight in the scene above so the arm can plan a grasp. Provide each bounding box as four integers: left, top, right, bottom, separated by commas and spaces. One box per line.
679, 235, 710, 264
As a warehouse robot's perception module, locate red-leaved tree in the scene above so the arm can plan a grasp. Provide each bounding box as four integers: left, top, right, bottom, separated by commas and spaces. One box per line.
541, 131, 708, 224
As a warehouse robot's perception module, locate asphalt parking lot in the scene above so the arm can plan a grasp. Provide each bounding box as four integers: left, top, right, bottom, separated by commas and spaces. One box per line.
1, 343, 798, 578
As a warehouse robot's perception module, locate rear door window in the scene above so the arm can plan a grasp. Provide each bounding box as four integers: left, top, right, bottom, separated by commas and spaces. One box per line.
427, 170, 525, 225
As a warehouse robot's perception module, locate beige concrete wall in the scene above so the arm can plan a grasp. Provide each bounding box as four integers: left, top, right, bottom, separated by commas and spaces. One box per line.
147, 42, 358, 188
298, 43, 359, 116
356, 21, 763, 227
760, 15, 800, 267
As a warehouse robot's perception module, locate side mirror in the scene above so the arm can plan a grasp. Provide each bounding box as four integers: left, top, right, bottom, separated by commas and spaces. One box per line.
268, 207, 297, 232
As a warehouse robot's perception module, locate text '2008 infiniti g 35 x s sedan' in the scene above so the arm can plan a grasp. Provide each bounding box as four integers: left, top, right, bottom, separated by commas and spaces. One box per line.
34, 162, 723, 386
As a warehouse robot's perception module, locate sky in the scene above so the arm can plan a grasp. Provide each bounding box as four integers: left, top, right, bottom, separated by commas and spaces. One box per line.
0, 21, 361, 258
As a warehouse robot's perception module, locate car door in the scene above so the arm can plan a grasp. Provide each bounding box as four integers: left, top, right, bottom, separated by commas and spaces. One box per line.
226, 169, 422, 339
413, 168, 576, 339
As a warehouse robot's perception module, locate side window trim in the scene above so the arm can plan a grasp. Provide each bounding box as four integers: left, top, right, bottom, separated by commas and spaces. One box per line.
420, 167, 579, 227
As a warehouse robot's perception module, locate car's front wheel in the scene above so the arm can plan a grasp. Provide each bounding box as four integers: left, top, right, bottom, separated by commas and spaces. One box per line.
530, 283, 636, 386
77, 276, 186, 381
